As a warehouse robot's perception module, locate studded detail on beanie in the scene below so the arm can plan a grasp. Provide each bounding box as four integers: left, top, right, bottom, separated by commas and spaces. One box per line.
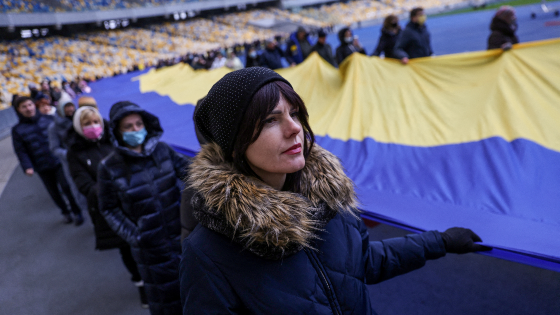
194, 67, 292, 159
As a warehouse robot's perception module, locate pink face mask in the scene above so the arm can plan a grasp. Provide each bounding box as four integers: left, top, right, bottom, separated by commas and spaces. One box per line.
83, 124, 103, 140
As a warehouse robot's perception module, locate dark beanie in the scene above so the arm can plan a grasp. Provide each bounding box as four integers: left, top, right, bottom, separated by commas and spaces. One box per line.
194, 67, 292, 158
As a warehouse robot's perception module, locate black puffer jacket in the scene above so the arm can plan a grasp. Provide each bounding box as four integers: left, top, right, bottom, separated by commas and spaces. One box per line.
12, 111, 60, 173
487, 17, 519, 50
67, 121, 127, 250
98, 102, 188, 315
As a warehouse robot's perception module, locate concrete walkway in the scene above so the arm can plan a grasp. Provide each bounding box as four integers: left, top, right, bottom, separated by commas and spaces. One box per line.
0, 136, 18, 197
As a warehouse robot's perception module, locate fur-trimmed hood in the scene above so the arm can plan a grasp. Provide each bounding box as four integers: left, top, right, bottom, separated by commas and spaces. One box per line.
188, 142, 359, 260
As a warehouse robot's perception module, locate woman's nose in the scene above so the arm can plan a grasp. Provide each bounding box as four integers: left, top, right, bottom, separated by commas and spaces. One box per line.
284, 116, 302, 138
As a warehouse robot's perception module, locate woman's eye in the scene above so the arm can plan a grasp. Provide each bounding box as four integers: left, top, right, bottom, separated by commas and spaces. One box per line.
290, 112, 299, 119
264, 118, 276, 124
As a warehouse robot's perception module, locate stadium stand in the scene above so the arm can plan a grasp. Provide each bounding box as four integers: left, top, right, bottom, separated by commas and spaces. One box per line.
150, 18, 278, 47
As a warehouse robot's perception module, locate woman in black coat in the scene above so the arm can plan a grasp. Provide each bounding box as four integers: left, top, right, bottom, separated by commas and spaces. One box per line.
335, 27, 366, 65
98, 101, 189, 315
180, 67, 490, 314
372, 15, 401, 59
488, 6, 519, 50
66, 106, 147, 308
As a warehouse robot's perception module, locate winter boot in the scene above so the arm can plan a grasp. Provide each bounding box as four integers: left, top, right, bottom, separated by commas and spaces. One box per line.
134, 280, 149, 309
74, 213, 84, 226
63, 213, 73, 224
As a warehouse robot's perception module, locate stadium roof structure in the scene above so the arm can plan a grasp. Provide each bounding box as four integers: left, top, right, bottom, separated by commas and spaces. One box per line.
0, 0, 277, 28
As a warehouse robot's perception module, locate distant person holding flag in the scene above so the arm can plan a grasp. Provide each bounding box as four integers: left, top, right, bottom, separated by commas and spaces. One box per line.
394, 7, 433, 64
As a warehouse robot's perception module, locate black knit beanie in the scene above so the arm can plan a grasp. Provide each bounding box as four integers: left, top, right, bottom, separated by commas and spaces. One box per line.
194, 67, 292, 158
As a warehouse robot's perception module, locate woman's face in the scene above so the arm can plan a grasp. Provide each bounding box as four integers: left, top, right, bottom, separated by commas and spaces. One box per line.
119, 113, 144, 133
245, 96, 305, 183
81, 114, 101, 128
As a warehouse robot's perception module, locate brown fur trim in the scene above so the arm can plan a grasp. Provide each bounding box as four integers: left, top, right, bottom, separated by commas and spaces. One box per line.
188, 142, 359, 251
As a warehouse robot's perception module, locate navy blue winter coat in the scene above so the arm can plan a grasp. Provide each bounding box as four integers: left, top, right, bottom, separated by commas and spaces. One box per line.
286, 32, 313, 64
394, 22, 433, 59
180, 143, 447, 314
98, 102, 189, 315
12, 111, 60, 173
260, 46, 291, 70
372, 28, 401, 59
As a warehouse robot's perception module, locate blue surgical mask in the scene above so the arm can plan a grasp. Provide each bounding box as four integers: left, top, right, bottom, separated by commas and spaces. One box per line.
122, 128, 147, 147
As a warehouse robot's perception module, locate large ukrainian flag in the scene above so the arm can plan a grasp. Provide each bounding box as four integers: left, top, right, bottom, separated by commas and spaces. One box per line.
90, 38, 560, 270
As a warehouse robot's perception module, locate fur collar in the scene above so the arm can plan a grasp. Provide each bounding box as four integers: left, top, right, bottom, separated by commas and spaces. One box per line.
188, 142, 359, 260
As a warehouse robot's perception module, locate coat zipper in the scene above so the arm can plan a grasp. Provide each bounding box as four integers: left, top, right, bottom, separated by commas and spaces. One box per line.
305, 249, 341, 315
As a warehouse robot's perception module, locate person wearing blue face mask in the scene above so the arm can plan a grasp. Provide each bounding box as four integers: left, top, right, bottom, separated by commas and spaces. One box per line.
97, 101, 189, 315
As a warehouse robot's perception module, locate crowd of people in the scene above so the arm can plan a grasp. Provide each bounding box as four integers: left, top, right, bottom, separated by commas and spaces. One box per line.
9, 63, 491, 314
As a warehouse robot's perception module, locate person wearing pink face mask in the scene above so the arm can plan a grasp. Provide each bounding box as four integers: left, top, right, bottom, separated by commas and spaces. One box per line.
66, 106, 148, 309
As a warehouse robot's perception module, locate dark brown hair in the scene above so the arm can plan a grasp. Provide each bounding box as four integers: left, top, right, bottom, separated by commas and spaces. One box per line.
383, 14, 400, 30
232, 81, 315, 193
410, 7, 424, 20
14, 96, 33, 109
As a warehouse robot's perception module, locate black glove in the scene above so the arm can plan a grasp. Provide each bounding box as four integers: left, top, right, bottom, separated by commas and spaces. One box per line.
440, 227, 492, 254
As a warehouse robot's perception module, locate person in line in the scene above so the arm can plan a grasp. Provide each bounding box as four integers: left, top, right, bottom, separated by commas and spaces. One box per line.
286, 26, 313, 65
35, 92, 56, 116
372, 15, 402, 59
394, 7, 433, 64
225, 49, 244, 70
210, 51, 227, 70
335, 27, 366, 65
245, 46, 260, 68
66, 106, 148, 309
11, 97, 84, 224
260, 39, 295, 70
487, 6, 519, 50
312, 29, 337, 67
180, 67, 490, 314
48, 92, 88, 215
98, 101, 189, 315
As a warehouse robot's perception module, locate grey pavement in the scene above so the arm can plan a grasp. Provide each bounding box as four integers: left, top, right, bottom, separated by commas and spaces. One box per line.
0, 162, 149, 315
0, 136, 18, 197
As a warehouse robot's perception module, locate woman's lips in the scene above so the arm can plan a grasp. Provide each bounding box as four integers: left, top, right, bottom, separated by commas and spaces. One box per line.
283, 143, 302, 155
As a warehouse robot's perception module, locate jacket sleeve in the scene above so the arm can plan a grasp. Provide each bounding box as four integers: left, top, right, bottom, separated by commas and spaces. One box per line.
181, 240, 243, 314
167, 144, 190, 181
335, 47, 344, 65
97, 161, 139, 246
393, 31, 410, 59
372, 34, 388, 56
67, 149, 95, 199
280, 46, 295, 65
11, 128, 33, 172
48, 122, 66, 161
360, 220, 446, 284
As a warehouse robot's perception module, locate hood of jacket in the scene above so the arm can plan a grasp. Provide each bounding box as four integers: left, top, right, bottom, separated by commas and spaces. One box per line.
56, 92, 74, 117
188, 142, 359, 260
108, 101, 163, 157
490, 17, 516, 36
338, 27, 351, 44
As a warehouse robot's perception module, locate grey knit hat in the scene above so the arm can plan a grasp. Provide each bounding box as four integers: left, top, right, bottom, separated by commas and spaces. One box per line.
194, 67, 292, 158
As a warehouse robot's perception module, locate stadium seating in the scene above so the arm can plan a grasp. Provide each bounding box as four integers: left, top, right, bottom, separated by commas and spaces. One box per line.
151, 18, 278, 47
